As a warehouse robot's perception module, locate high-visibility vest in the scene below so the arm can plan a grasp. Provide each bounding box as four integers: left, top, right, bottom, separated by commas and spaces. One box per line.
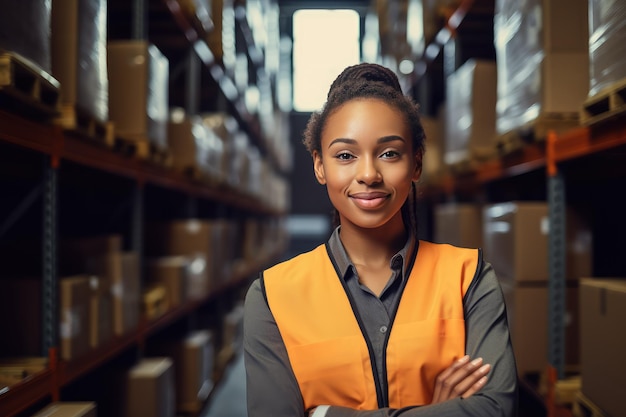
263, 240, 479, 410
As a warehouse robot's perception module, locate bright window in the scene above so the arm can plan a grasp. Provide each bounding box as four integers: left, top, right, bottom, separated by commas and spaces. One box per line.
292, 9, 361, 112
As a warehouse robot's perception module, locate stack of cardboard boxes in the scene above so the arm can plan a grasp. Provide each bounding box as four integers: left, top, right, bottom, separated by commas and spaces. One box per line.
494, 0, 589, 136
62, 235, 141, 342
434, 202, 594, 378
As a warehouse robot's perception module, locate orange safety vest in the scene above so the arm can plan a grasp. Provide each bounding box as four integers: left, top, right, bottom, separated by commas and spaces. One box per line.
263, 240, 479, 411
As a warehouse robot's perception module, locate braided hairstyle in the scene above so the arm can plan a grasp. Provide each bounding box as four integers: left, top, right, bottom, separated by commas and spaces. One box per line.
303, 63, 426, 236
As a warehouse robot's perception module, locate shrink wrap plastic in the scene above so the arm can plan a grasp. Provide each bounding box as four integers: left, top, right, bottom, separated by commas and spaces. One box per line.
494, 0, 588, 134
148, 45, 169, 150
445, 60, 497, 165
108, 42, 169, 148
494, 0, 545, 134
588, 0, 626, 96
77, 0, 108, 122
51, 0, 109, 122
0, 0, 51, 72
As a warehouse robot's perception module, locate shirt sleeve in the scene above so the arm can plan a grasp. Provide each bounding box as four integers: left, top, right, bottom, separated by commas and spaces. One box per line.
243, 276, 307, 417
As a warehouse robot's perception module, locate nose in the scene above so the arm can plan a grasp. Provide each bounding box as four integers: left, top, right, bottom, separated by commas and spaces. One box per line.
356, 156, 382, 185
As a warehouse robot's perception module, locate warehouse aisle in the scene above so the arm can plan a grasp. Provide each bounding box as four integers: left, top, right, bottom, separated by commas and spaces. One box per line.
203, 351, 247, 417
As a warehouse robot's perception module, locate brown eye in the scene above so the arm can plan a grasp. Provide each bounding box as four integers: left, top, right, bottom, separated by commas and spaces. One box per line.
336, 152, 355, 160
380, 150, 399, 159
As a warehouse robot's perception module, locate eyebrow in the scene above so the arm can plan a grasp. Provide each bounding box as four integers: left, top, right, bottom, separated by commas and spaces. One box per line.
327, 135, 406, 148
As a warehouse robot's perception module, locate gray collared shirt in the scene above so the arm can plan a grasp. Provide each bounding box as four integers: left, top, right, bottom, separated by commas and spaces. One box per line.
244, 227, 518, 417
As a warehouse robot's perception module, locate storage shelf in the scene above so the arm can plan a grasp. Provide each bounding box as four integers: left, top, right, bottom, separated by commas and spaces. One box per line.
0, 110, 284, 216
0, 247, 283, 417
162, 0, 272, 165
0, 370, 54, 417
422, 118, 626, 197
554, 123, 626, 163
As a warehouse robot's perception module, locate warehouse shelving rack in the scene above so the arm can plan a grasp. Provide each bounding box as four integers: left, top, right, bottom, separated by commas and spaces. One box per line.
0, 109, 286, 416
421, 117, 626, 416
0, 1, 288, 416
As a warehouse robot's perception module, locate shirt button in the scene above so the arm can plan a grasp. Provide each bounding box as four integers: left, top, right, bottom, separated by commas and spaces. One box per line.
380, 326, 388, 333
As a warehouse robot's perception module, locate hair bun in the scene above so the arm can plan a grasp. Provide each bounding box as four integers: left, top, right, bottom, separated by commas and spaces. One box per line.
330, 63, 402, 94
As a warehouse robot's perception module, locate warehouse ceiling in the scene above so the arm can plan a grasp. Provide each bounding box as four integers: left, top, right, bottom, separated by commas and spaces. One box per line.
107, 0, 496, 118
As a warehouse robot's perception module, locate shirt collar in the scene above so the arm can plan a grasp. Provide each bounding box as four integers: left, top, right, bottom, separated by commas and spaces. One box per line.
326, 226, 416, 281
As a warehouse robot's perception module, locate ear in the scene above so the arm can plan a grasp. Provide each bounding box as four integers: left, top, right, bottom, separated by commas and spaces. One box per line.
313, 150, 326, 185
412, 152, 422, 182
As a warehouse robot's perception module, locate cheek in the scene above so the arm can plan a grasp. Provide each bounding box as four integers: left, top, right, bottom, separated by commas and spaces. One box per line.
324, 164, 353, 188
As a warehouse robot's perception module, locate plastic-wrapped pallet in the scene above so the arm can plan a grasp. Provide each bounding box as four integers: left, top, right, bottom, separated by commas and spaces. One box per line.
444, 59, 497, 167
0, 0, 51, 72
494, 0, 589, 134
51, 0, 109, 123
167, 109, 223, 183
108, 41, 169, 151
588, 0, 626, 96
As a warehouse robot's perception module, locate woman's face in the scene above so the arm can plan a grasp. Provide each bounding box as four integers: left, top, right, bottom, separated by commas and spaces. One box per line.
313, 99, 421, 230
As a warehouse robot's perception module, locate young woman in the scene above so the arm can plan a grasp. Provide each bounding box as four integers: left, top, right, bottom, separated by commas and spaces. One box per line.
243, 63, 518, 417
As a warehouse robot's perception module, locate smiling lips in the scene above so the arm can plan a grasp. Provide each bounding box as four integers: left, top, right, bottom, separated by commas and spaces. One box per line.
349, 192, 390, 209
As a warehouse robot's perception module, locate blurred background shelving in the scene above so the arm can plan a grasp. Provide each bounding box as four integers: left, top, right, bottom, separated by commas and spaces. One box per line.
0, 0, 625, 416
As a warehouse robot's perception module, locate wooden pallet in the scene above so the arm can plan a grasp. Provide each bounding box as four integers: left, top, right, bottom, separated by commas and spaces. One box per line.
497, 112, 580, 156
115, 136, 172, 167
572, 392, 608, 417
182, 165, 223, 186
0, 52, 60, 118
581, 77, 626, 126
56, 104, 115, 149
446, 149, 498, 175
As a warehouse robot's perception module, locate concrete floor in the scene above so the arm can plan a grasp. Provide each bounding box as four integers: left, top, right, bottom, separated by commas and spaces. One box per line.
202, 351, 247, 417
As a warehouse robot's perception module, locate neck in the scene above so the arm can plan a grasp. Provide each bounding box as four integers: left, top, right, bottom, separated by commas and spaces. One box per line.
339, 214, 408, 268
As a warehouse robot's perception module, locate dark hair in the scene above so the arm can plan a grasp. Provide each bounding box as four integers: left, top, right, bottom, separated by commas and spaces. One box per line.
303, 63, 426, 236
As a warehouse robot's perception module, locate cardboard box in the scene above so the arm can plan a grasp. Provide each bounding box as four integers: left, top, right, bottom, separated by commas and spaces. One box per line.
59, 276, 92, 361
32, 402, 96, 417
580, 278, 626, 417
107, 41, 169, 149
445, 60, 497, 165
86, 252, 140, 336
51, 0, 108, 122
145, 220, 222, 288
434, 203, 483, 249
146, 256, 209, 306
482, 202, 593, 283
88, 275, 113, 348
501, 282, 579, 375
126, 357, 176, 417
149, 331, 214, 413
167, 112, 224, 181
146, 220, 213, 257
420, 115, 445, 183
167, 114, 204, 172
177, 331, 214, 412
